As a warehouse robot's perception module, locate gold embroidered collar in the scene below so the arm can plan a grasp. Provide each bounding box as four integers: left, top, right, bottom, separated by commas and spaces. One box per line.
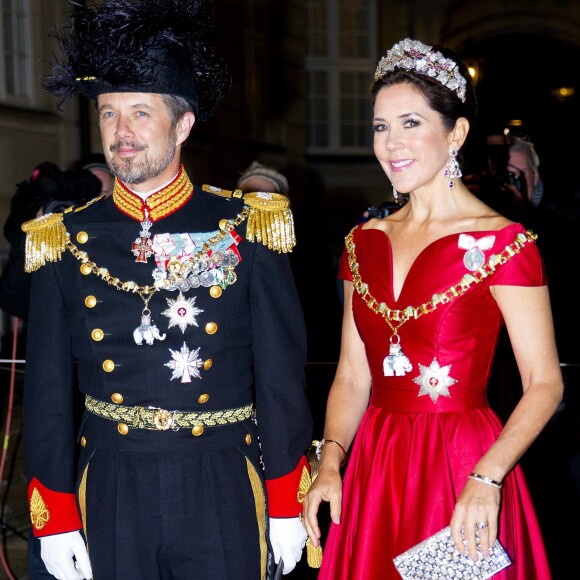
113, 165, 194, 222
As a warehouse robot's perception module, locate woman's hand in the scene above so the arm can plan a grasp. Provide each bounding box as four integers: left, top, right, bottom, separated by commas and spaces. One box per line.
301, 468, 343, 548
450, 477, 501, 561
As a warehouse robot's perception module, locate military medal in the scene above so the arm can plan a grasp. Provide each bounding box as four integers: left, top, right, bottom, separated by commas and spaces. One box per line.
458, 234, 495, 272
412, 358, 457, 403
151, 229, 241, 293
132, 209, 154, 263
165, 342, 204, 382
161, 291, 203, 333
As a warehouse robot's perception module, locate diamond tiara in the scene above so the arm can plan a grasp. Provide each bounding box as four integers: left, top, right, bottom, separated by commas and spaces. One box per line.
374, 38, 467, 103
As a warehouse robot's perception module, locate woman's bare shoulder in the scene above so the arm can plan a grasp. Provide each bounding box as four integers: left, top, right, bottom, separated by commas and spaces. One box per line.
470, 197, 515, 230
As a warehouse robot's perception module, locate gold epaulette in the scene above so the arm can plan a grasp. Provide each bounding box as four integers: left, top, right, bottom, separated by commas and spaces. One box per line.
21, 213, 68, 272
202, 185, 296, 253
243, 192, 295, 253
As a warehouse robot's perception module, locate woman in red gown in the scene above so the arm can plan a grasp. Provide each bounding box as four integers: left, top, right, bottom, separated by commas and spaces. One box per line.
302, 38, 563, 579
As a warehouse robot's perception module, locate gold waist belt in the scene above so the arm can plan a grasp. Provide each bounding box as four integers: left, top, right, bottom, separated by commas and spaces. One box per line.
85, 395, 254, 431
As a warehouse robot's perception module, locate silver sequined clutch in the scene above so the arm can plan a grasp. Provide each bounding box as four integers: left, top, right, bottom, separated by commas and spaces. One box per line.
393, 526, 512, 579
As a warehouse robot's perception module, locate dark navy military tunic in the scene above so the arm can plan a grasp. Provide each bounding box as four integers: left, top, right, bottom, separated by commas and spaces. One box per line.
23, 183, 313, 579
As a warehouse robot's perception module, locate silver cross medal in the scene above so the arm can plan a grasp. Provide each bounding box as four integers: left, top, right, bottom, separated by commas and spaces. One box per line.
132, 210, 154, 263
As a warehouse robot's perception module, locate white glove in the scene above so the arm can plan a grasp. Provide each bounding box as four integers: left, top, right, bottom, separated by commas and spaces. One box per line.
269, 517, 308, 575
40, 530, 93, 580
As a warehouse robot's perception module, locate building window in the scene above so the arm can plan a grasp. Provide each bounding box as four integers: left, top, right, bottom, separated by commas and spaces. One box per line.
0, 0, 32, 104
307, 0, 377, 154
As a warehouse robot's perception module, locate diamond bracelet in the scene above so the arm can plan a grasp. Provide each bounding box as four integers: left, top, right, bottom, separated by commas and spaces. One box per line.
315, 438, 347, 466
468, 472, 503, 489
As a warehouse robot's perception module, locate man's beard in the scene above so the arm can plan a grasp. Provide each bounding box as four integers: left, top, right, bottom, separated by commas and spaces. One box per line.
108, 136, 177, 185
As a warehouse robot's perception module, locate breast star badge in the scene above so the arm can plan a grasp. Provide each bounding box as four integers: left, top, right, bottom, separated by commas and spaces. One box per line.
161, 292, 204, 333
165, 342, 204, 383
412, 358, 457, 403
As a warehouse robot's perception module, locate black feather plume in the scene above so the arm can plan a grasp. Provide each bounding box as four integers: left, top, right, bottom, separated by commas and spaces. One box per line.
42, 0, 230, 121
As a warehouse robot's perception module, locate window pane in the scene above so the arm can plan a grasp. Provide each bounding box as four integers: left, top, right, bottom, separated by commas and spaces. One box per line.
17, 8, 26, 52
5, 57, 15, 94
308, 0, 328, 57
340, 71, 373, 148
341, 124, 354, 147
309, 67, 330, 148
341, 97, 354, 118
1, 0, 31, 101
312, 124, 329, 147
307, 0, 376, 152
358, 97, 371, 119
313, 97, 328, 118
312, 71, 328, 93
3, 11, 13, 48
358, 124, 372, 148
339, 0, 371, 59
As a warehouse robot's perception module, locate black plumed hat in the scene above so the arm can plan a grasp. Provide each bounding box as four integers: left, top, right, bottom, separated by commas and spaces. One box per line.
42, 0, 230, 121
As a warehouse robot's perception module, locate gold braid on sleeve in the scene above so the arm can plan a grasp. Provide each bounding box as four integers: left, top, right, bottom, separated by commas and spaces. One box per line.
243, 192, 296, 253
22, 213, 68, 272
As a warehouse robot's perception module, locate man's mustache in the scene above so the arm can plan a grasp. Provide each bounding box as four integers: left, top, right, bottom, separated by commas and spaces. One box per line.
109, 142, 147, 153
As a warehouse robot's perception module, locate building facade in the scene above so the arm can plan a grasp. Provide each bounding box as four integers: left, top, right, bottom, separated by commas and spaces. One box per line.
0, 0, 579, 258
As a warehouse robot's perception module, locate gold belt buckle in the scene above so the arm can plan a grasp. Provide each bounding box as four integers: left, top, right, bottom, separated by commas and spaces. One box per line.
151, 408, 174, 431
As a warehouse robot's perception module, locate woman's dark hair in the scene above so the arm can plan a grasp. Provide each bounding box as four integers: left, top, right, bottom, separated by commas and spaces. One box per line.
371, 45, 477, 133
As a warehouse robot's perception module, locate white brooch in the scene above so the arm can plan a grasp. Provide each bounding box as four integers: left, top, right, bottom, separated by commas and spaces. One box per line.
458, 234, 495, 271
165, 342, 204, 383
161, 292, 204, 333
412, 358, 457, 403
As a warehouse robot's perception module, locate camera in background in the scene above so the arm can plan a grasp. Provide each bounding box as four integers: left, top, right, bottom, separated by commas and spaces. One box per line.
506, 169, 528, 199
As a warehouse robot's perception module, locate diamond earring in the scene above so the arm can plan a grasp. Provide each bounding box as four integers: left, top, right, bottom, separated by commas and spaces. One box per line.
444, 147, 462, 189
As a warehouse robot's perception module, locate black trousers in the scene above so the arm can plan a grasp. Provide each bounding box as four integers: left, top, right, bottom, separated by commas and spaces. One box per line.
77, 413, 270, 579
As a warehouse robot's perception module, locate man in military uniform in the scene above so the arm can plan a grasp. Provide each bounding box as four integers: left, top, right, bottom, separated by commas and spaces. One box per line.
22, 1, 313, 578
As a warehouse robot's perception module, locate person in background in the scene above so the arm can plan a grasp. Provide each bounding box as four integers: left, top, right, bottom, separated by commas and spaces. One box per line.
507, 136, 543, 209
0, 160, 111, 577
237, 160, 289, 195
237, 159, 343, 371
22, 1, 312, 578
302, 37, 562, 579
0, 162, 104, 320
467, 133, 543, 227
502, 133, 580, 577
464, 131, 528, 223
77, 153, 115, 197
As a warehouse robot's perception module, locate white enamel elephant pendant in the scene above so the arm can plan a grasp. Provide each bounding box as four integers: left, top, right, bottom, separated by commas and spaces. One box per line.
134, 313, 167, 345
383, 341, 412, 376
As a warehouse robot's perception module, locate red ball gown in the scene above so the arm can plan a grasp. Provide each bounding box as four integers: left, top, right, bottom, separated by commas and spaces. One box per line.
320, 223, 552, 579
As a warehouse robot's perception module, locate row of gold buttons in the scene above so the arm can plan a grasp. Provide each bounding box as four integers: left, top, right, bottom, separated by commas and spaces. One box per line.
81, 432, 253, 445
77, 229, 225, 438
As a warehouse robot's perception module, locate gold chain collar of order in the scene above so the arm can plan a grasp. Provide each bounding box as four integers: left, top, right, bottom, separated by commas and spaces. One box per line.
345, 227, 538, 337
